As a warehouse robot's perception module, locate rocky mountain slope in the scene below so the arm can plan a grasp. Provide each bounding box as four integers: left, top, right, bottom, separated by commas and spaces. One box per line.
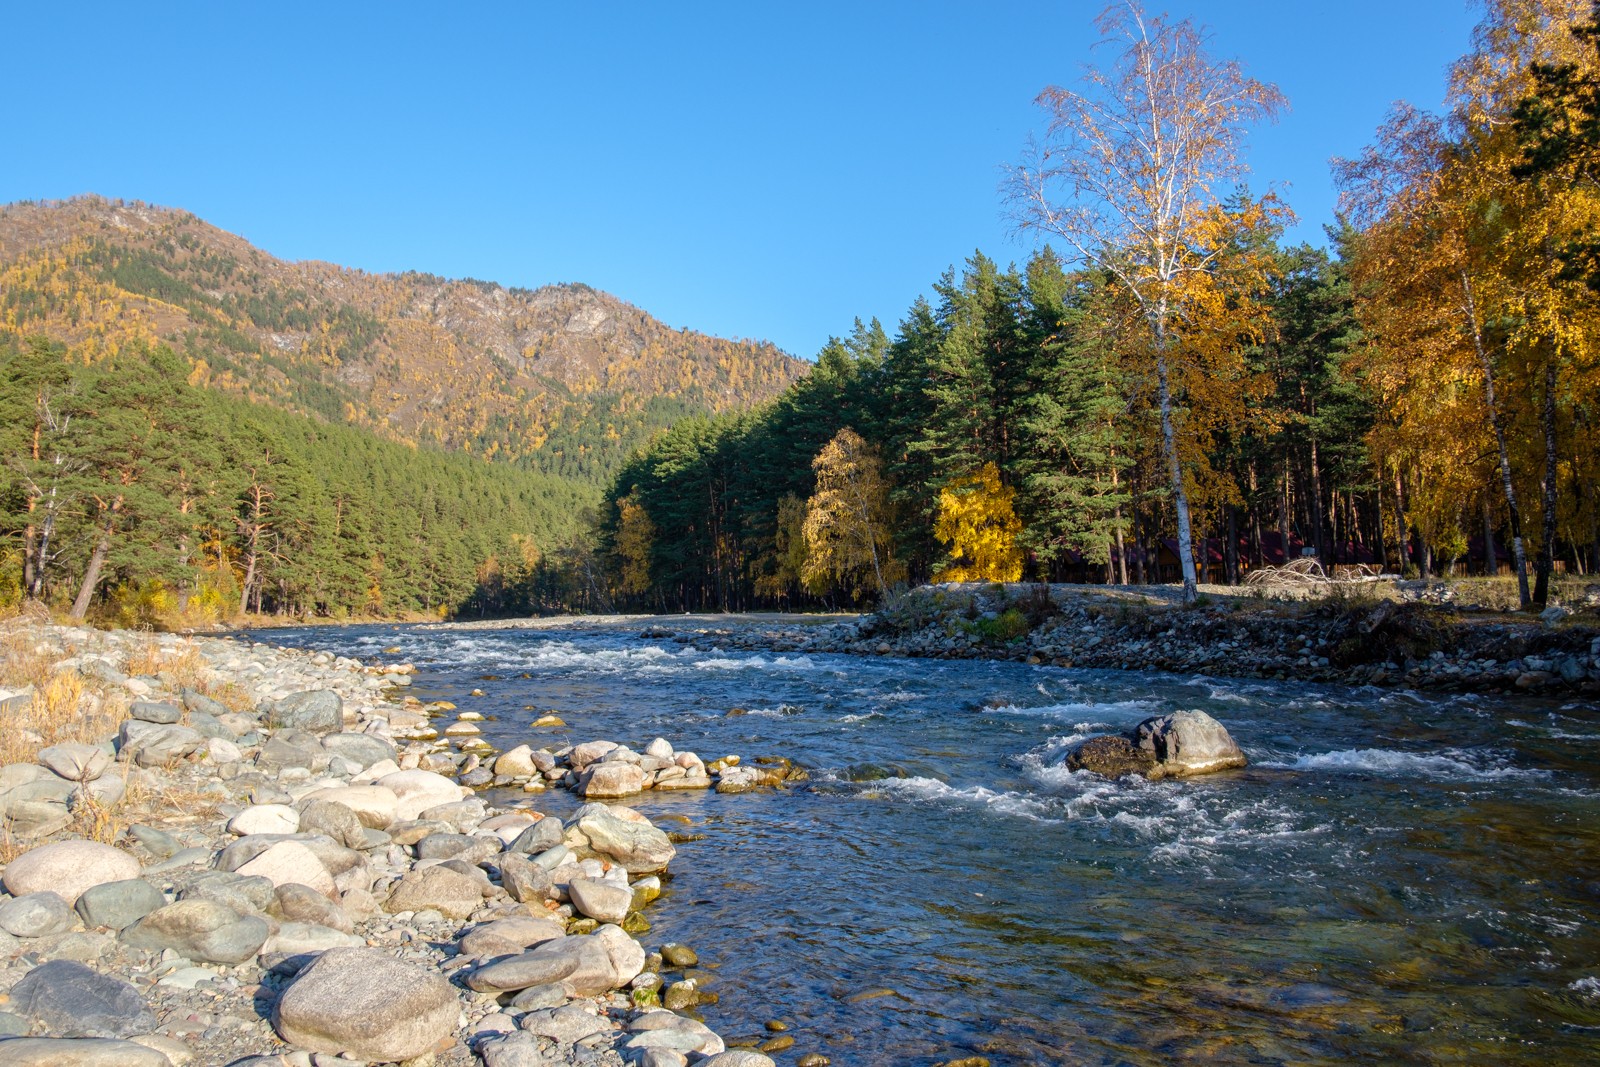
0, 197, 806, 482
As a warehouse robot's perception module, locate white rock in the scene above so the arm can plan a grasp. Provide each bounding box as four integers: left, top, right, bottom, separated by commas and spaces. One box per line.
227, 804, 300, 836
376, 769, 468, 821
2, 840, 141, 907
236, 841, 336, 897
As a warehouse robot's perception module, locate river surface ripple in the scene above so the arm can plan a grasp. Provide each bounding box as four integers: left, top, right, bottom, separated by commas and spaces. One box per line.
261, 620, 1600, 1066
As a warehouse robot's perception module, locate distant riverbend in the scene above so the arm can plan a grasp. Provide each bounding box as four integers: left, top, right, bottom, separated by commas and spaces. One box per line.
268, 613, 1600, 1066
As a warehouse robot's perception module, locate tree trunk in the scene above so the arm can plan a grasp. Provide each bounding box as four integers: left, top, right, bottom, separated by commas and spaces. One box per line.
1392, 468, 1411, 575
1111, 459, 1128, 585
1482, 494, 1498, 577
1225, 506, 1240, 585
1375, 490, 1389, 572
1278, 465, 1292, 565
1462, 272, 1531, 608
1533, 361, 1559, 607
1154, 345, 1197, 603
70, 502, 119, 623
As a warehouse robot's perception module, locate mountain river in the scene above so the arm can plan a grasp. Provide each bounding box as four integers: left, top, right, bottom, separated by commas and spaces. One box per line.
261, 619, 1600, 1066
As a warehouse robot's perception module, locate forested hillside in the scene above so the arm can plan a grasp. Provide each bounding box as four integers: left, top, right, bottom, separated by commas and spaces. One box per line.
0, 338, 596, 623
0, 197, 804, 483
590, 3, 1600, 613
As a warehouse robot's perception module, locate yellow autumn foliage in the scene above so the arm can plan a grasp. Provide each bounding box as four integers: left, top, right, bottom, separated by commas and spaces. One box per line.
932, 463, 1024, 583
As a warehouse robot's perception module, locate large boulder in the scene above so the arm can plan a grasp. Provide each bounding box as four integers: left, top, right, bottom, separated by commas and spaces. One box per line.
266, 690, 343, 734
120, 900, 270, 963
300, 785, 398, 829
567, 878, 632, 924
3, 840, 141, 907
0, 1038, 174, 1065
578, 762, 647, 798
457, 915, 565, 959
7, 959, 157, 1037
117, 720, 202, 767
37, 743, 112, 783
0, 892, 74, 937
376, 770, 467, 821
1134, 710, 1248, 778
235, 841, 337, 897
75, 879, 167, 932
228, 804, 300, 836
321, 732, 395, 769
573, 804, 675, 874
274, 947, 458, 1062
384, 865, 483, 919
466, 937, 595, 995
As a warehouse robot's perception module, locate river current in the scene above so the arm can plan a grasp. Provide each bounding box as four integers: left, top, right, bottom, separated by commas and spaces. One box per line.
262, 619, 1600, 1066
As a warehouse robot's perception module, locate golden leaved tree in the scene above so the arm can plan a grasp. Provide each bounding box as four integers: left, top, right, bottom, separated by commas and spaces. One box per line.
801, 429, 904, 598
933, 463, 1025, 582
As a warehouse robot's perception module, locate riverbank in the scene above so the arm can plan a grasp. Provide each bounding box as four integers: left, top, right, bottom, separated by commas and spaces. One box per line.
548, 583, 1600, 697
0, 620, 790, 1067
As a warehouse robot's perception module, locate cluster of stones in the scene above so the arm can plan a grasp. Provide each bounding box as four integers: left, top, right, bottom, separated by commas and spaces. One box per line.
484, 739, 806, 800
0, 624, 781, 1067
652, 584, 1600, 695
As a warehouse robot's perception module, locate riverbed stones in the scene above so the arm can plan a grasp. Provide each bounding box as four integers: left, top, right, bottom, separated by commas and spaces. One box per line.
384, 864, 483, 919
377, 768, 466, 820
266, 689, 343, 733
578, 761, 648, 798
301, 784, 397, 828
227, 803, 300, 836
7, 959, 157, 1037
0, 892, 75, 937
568, 878, 633, 924
320, 731, 394, 768
0, 1037, 174, 1066
1134, 710, 1248, 778
520, 1003, 611, 1044
270, 881, 354, 932
498, 852, 554, 904
696, 1053, 777, 1067
38, 742, 112, 782
508, 816, 565, 855
274, 946, 458, 1062
120, 899, 270, 963
458, 914, 566, 959
129, 700, 182, 724
75, 879, 167, 931
235, 840, 337, 897
3, 840, 141, 906
573, 804, 676, 873
118, 719, 204, 768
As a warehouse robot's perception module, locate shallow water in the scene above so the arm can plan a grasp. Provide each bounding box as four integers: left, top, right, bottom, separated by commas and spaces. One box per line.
262, 621, 1600, 1065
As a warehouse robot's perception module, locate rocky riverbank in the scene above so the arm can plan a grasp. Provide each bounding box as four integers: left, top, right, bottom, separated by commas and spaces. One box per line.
0, 622, 806, 1067
656, 584, 1600, 696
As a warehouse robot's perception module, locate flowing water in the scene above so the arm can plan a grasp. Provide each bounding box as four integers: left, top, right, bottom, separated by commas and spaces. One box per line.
262, 620, 1600, 1066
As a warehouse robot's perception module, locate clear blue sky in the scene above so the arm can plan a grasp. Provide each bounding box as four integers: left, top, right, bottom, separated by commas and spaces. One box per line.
5, 2, 1476, 359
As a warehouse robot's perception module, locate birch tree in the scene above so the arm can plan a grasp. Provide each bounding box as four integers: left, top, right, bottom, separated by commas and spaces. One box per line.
1006, 1, 1284, 602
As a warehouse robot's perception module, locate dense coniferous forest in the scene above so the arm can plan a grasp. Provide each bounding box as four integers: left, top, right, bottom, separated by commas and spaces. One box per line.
0, 338, 598, 623
593, 2, 1600, 613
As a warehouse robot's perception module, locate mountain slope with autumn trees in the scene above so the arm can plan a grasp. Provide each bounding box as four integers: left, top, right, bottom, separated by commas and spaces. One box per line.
0, 196, 804, 483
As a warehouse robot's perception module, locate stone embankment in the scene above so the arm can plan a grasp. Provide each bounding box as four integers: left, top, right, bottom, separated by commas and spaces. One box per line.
680, 584, 1600, 696
0, 623, 806, 1067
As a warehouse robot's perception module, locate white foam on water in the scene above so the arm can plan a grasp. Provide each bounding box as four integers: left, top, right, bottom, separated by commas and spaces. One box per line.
1570, 977, 1600, 997
868, 776, 1061, 822
689, 653, 819, 672
1260, 747, 1550, 782
986, 698, 1160, 725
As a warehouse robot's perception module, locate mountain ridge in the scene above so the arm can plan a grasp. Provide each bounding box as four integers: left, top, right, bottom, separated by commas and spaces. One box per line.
0, 195, 806, 481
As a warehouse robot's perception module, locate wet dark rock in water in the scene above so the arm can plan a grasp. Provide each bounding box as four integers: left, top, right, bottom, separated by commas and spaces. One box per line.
840, 762, 913, 781
1064, 710, 1246, 780
1063, 735, 1157, 777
